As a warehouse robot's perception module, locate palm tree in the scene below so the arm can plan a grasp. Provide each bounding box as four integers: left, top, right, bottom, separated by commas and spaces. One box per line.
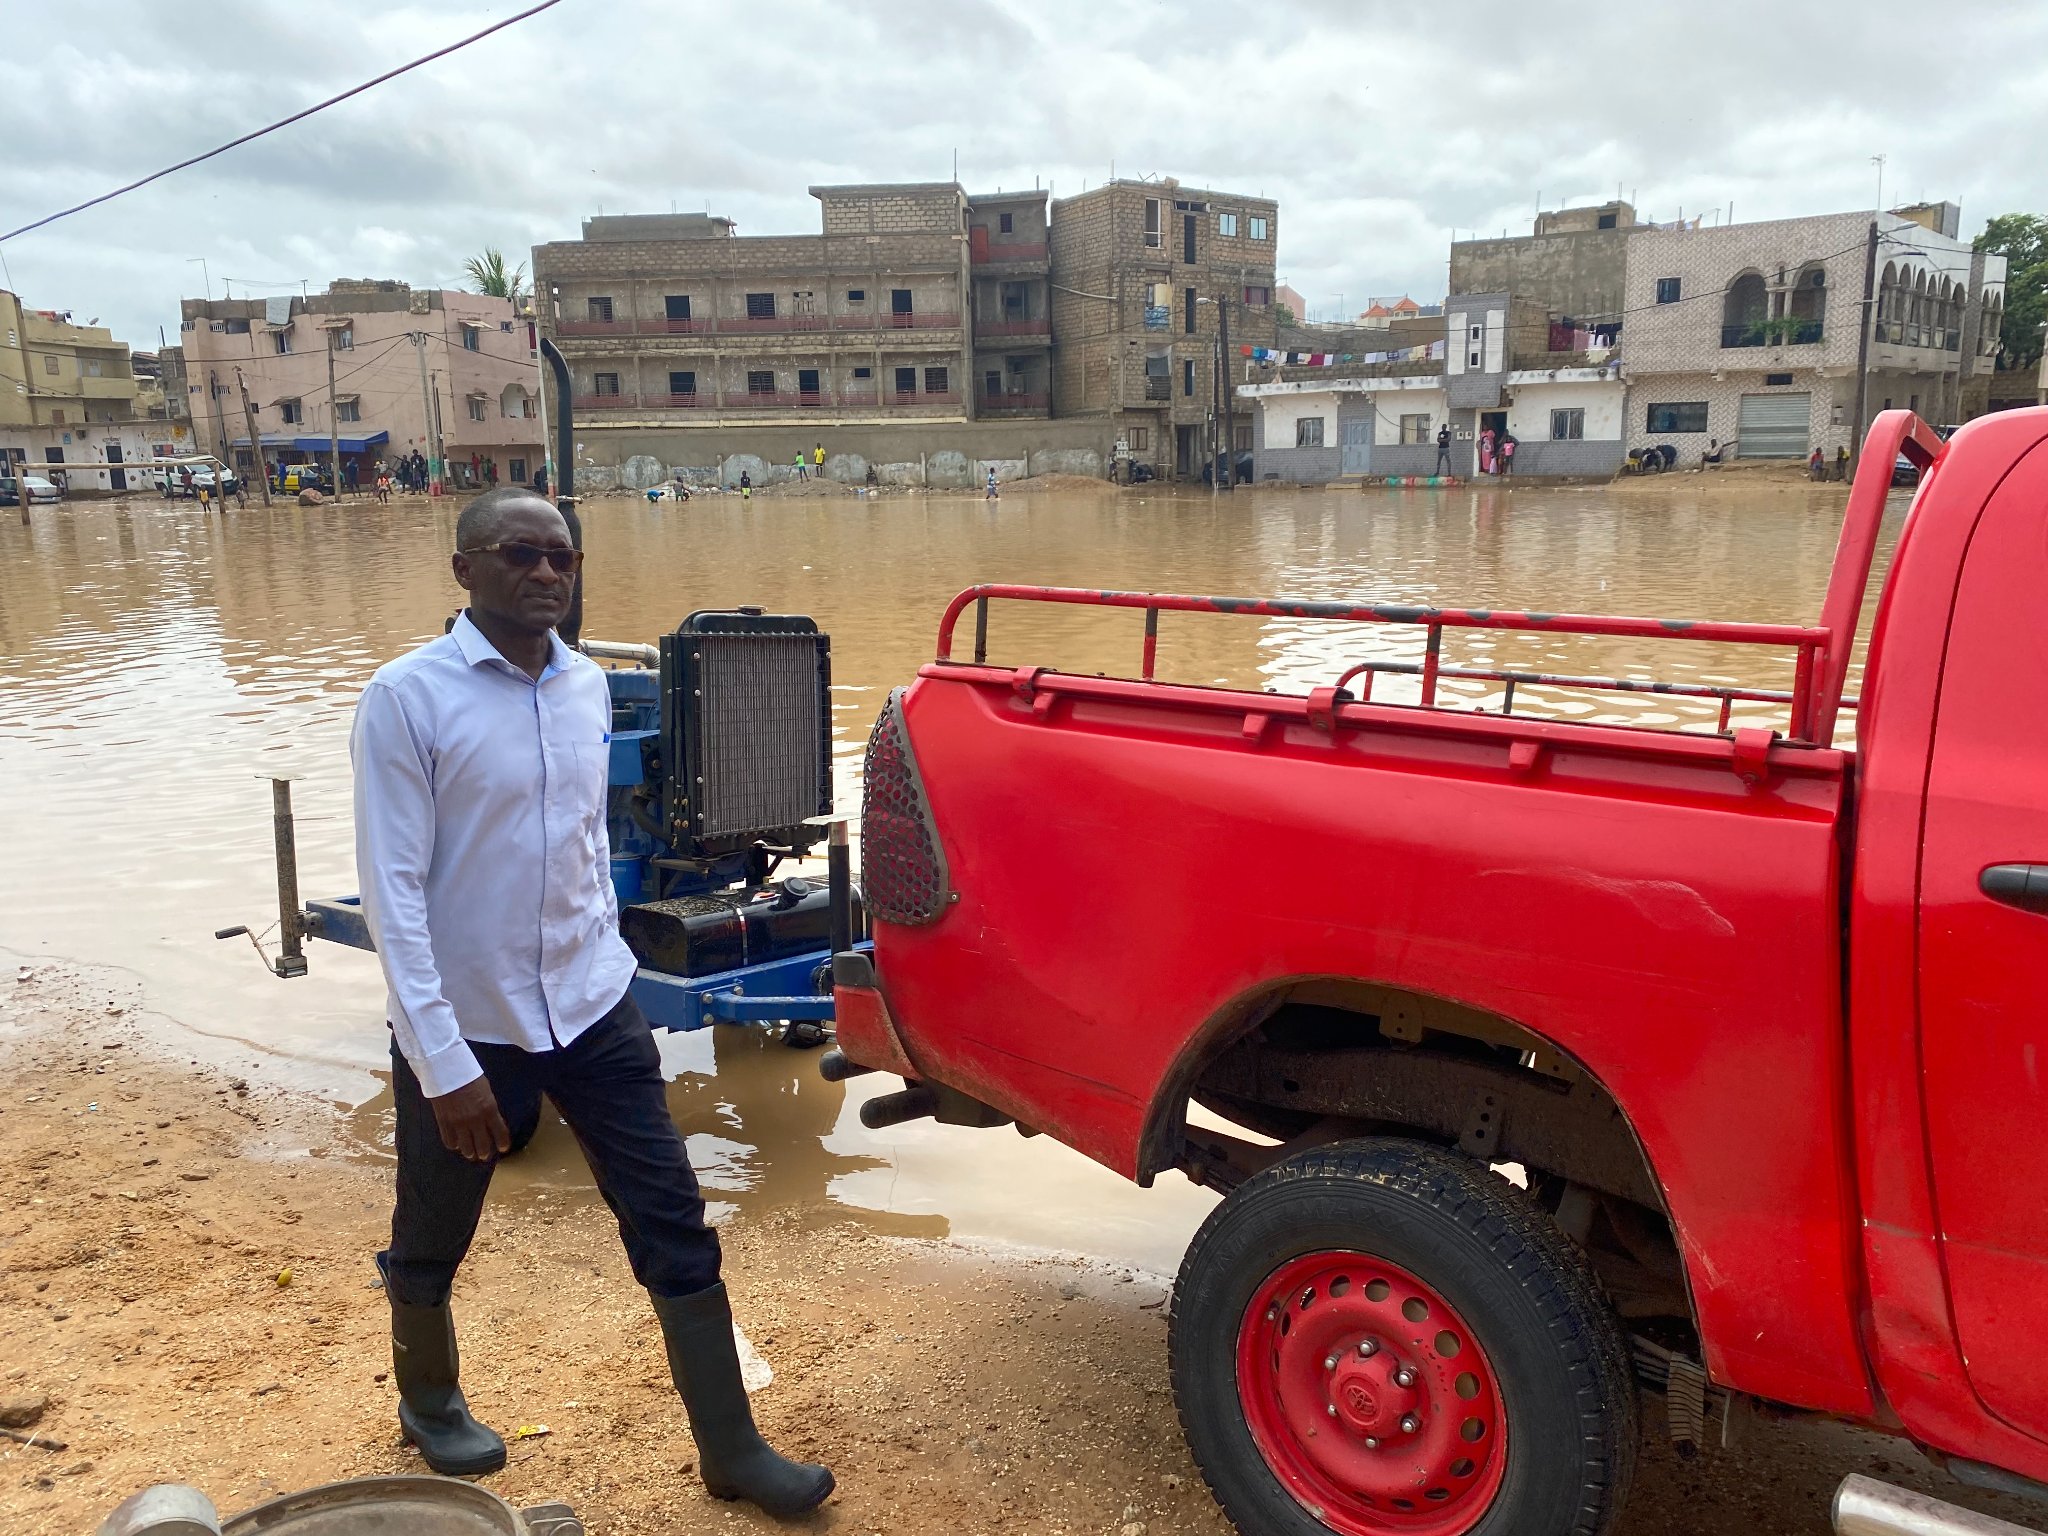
463, 248, 527, 308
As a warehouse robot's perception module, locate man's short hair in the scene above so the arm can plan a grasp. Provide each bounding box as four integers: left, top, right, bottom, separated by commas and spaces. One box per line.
455, 486, 559, 550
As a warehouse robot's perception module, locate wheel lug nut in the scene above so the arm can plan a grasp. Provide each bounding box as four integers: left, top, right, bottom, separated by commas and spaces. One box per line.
1357, 1338, 1379, 1357
1364, 1437, 1380, 1449
1400, 1415, 1421, 1434
1324, 1354, 1339, 1370
1393, 1367, 1416, 1388
1326, 1403, 1338, 1418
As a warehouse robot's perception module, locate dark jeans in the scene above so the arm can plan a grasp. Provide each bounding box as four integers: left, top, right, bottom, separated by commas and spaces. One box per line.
1435, 447, 1452, 473
383, 993, 722, 1306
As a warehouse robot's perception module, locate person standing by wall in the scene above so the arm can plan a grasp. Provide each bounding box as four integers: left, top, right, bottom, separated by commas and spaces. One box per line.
812, 442, 825, 478
349, 489, 835, 1516
1499, 433, 1516, 477
1435, 422, 1452, 477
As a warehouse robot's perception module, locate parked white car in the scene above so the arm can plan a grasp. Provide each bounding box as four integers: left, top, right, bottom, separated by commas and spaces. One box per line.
147, 457, 240, 498
0, 473, 62, 505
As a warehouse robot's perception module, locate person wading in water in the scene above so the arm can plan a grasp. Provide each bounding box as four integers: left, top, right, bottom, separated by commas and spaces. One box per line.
349, 487, 833, 1516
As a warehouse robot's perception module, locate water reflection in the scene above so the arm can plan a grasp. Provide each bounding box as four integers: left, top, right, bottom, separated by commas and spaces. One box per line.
0, 477, 1901, 1270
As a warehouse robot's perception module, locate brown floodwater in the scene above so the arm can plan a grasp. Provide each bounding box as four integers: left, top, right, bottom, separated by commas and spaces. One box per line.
0, 475, 1900, 1271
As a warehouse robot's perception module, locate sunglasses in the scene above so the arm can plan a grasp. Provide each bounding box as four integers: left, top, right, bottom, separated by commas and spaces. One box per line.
460, 541, 585, 573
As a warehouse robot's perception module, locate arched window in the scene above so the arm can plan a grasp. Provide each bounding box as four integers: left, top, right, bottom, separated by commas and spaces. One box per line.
1722, 271, 1769, 344
500, 382, 533, 419
1787, 262, 1827, 333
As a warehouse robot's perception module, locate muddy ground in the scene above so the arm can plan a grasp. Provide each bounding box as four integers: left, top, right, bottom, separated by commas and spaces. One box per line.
2, 962, 2036, 1536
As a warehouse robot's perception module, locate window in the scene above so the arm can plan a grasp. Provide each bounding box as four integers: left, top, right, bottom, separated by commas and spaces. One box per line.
224, 317, 250, 334
337, 398, 361, 423
1655, 277, 1682, 305
852, 365, 872, 379
460, 324, 481, 351
798, 368, 821, 396
669, 370, 696, 396
746, 370, 776, 395
48, 409, 64, 425
44, 445, 63, 460
1129, 427, 1149, 452
1185, 288, 1198, 334
278, 398, 302, 424
924, 366, 949, 395
998, 212, 1014, 234
1597, 212, 1618, 230
890, 289, 912, 316
1249, 216, 1269, 241
1399, 413, 1431, 444
467, 396, 487, 422
1909, 391, 1920, 412
1183, 213, 1197, 264
593, 373, 621, 397
1218, 212, 1238, 237
42, 354, 56, 374
235, 450, 254, 469
587, 296, 614, 322
1295, 417, 1325, 448
1183, 358, 1196, 396
509, 457, 527, 484
846, 289, 866, 304
1764, 372, 1794, 386
85, 359, 102, 377
664, 294, 692, 321
1550, 408, 1585, 440
745, 292, 776, 319
1646, 401, 1708, 433
1144, 197, 1162, 248
1233, 422, 1252, 452
895, 366, 918, 395
1243, 285, 1270, 307
274, 329, 293, 354
335, 326, 353, 350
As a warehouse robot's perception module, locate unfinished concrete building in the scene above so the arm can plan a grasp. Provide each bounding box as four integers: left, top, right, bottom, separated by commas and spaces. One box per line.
1049, 179, 1279, 478
967, 190, 1052, 418
532, 187, 981, 430
1449, 201, 1637, 347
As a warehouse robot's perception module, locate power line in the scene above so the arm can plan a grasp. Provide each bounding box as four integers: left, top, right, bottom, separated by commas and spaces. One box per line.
0, 0, 566, 245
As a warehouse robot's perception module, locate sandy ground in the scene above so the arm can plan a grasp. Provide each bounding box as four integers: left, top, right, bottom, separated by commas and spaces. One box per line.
3, 961, 2040, 1536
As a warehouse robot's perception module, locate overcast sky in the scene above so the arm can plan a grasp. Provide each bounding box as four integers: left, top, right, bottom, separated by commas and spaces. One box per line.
3, 0, 2043, 343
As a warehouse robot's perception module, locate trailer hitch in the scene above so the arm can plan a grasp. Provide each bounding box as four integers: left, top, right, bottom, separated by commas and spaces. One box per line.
215, 778, 311, 978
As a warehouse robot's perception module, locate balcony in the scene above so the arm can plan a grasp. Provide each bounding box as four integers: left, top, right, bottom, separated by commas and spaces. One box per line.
889, 390, 961, 406
977, 317, 1052, 339
730, 391, 803, 409
1720, 319, 1823, 349
654, 392, 705, 408
574, 392, 639, 410
980, 391, 1049, 415
972, 240, 1049, 265
552, 313, 960, 340
1144, 377, 1172, 402
1876, 320, 1960, 351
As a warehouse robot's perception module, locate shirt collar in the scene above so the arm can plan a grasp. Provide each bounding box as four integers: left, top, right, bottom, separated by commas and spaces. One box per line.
451, 610, 575, 680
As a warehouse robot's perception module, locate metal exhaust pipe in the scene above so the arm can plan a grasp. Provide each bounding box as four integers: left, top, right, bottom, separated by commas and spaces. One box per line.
1833, 1475, 2043, 1536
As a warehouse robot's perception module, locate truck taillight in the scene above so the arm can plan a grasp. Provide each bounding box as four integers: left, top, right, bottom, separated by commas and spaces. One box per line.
861, 689, 952, 925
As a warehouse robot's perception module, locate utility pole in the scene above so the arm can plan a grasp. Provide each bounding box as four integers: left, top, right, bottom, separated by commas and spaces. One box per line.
412, 332, 443, 496
1850, 220, 1880, 471
1218, 290, 1235, 489
325, 332, 344, 501
235, 367, 272, 507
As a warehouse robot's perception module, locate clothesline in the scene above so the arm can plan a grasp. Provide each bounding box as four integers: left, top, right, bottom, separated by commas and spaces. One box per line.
1242, 340, 1448, 366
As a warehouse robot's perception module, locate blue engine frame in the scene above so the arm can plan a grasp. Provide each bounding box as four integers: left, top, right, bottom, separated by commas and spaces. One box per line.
305, 662, 857, 1034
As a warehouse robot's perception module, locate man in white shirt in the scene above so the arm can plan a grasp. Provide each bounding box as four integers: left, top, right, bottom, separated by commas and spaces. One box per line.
351, 487, 832, 1516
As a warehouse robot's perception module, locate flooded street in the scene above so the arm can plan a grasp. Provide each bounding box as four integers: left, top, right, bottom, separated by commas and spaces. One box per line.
0, 474, 1891, 1273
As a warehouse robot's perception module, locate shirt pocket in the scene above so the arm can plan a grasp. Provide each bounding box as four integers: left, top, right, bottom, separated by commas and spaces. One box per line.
569, 738, 611, 828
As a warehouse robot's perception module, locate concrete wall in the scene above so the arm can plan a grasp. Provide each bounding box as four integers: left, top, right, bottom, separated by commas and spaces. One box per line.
1249, 390, 1343, 482
563, 416, 1114, 491
1625, 368, 1850, 466
1450, 228, 1630, 326
1500, 375, 1627, 478
1372, 387, 1446, 445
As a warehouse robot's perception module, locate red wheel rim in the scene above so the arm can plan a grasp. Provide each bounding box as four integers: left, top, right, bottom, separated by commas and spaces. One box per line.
1236, 1251, 1507, 1536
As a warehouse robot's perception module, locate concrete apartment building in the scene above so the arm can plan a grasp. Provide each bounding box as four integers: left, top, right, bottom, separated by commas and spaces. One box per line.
1451, 201, 1638, 338
531, 187, 977, 435
1621, 206, 2006, 466
1049, 179, 1280, 478
178, 281, 541, 489
967, 190, 1053, 416
1, 290, 186, 491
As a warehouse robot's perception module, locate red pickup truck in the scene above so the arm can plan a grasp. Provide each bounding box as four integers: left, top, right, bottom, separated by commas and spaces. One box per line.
829, 410, 2048, 1536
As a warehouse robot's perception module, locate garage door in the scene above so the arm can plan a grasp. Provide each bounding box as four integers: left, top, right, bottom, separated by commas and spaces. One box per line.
1737, 392, 1811, 459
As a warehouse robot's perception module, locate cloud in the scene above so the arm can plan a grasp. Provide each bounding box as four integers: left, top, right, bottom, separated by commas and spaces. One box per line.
0, 0, 2042, 337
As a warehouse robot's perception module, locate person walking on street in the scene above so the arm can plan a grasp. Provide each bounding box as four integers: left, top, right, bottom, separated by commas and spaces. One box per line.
345, 458, 361, 497
986, 466, 999, 500
1434, 423, 1453, 477
376, 467, 392, 504
350, 488, 835, 1516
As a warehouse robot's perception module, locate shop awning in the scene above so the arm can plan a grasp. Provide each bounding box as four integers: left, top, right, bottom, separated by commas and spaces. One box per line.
231, 430, 390, 454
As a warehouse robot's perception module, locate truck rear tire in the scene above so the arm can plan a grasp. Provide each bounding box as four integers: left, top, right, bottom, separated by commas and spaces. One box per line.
1170, 1137, 1635, 1536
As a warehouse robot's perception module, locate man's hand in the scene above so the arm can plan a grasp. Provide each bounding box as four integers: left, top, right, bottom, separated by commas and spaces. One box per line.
430, 1076, 511, 1162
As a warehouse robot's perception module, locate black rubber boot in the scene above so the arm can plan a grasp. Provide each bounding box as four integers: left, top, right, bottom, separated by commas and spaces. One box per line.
384, 1267, 506, 1477
651, 1283, 834, 1517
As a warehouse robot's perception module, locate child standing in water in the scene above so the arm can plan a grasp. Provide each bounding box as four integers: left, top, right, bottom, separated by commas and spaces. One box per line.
986, 467, 999, 500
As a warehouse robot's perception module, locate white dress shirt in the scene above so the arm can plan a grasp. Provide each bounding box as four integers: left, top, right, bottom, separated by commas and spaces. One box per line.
351, 611, 639, 1096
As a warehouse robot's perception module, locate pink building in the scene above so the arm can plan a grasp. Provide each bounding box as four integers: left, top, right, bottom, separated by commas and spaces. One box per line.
176, 280, 544, 491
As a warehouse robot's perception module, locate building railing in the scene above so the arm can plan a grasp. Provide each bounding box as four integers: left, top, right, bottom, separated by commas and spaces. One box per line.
553, 313, 962, 338
972, 241, 1049, 264
574, 392, 638, 410
977, 318, 1052, 337
980, 391, 1050, 413
1144, 377, 1172, 401
890, 390, 961, 406
574, 388, 963, 412
1720, 320, 1824, 348
656, 392, 705, 408
1877, 320, 1961, 350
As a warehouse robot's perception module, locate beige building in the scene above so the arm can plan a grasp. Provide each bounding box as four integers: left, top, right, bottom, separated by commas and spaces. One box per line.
178, 280, 543, 491
1049, 178, 1279, 479
1, 290, 190, 492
